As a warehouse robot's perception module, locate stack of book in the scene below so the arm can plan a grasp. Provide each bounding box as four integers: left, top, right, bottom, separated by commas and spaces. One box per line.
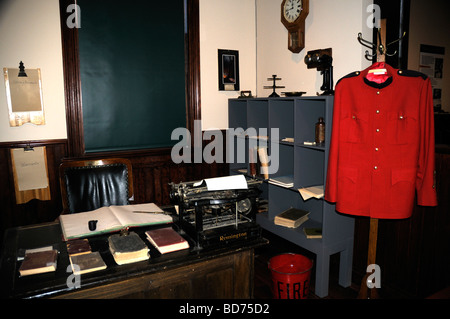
274, 207, 310, 229
108, 232, 149, 265
269, 175, 294, 188
67, 239, 107, 275
145, 227, 189, 254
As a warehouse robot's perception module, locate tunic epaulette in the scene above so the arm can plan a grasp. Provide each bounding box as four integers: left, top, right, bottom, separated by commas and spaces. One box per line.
336, 71, 361, 86
398, 69, 428, 80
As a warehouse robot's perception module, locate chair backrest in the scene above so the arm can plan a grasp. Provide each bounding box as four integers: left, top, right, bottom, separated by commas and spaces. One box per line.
59, 158, 133, 214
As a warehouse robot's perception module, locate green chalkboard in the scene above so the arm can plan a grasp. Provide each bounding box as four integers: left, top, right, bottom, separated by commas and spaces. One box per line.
78, 0, 186, 152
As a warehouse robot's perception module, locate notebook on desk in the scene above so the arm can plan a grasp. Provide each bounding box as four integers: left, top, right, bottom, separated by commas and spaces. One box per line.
59, 203, 173, 241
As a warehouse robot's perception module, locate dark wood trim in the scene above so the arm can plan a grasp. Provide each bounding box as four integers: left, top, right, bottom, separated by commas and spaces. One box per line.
0, 139, 68, 149
186, 0, 201, 132
62, 147, 173, 161
373, 0, 410, 69
59, 0, 84, 157
0, 141, 68, 233
58, 0, 200, 157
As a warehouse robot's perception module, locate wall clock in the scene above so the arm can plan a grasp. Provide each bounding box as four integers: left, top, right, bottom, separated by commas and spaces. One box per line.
281, 0, 309, 53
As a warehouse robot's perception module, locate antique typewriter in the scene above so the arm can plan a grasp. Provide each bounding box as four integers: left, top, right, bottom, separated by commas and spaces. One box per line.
169, 175, 262, 249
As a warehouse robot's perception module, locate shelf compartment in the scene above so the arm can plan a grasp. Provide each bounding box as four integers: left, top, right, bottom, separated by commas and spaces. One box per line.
267, 184, 322, 223
295, 99, 326, 145
270, 143, 294, 180
247, 100, 269, 134
227, 133, 248, 172
228, 99, 248, 131
256, 212, 324, 253
269, 99, 294, 142
294, 146, 325, 189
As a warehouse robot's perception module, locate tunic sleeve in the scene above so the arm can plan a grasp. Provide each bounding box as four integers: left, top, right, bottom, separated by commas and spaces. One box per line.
416, 78, 438, 206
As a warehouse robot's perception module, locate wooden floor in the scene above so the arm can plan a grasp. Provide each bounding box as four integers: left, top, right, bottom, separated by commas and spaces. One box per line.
253, 230, 359, 299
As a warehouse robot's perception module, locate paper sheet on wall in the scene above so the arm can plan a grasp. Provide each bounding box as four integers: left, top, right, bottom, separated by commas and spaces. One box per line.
11, 147, 49, 191
8, 68, 43, 112
3, 67, 45, 126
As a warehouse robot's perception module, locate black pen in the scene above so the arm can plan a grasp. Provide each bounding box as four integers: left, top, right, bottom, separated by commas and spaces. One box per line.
132, 210, 170, 215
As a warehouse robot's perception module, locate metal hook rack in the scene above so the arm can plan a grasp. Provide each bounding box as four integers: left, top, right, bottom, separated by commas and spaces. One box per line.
358, 29, 406, 61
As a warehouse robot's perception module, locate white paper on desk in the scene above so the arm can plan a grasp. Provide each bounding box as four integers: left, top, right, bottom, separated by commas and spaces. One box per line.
11, 147, 48, 191
204, 175, 248, 191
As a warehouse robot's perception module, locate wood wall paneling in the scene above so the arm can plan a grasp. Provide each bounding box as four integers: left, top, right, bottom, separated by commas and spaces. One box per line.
76, 136, 229, 206
0, 140, 68, 236
0, 138, 228, 248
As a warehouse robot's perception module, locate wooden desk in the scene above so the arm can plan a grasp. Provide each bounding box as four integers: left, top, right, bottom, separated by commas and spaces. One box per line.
0, 221, 267, 299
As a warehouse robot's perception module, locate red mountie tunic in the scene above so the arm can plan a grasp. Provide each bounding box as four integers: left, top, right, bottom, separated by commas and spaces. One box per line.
325, 62, 437, 219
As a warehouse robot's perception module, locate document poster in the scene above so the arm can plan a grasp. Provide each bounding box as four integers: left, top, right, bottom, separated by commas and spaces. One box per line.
419, 44, 445, 111
3, 67, 45, 126
11, 147, 49, 191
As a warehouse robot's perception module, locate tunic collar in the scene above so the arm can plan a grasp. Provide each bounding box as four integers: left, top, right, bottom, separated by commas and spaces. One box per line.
362, 62, 395, 89
364, 76, 393, 89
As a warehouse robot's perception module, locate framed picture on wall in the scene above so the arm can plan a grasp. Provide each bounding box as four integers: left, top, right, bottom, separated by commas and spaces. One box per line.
218, 49, 240, 91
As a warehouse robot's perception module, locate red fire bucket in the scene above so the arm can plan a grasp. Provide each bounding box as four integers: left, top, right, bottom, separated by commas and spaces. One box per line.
268, 253, 313, 299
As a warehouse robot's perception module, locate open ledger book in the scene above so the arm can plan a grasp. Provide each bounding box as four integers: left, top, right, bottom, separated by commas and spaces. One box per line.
59, 203, 172, 241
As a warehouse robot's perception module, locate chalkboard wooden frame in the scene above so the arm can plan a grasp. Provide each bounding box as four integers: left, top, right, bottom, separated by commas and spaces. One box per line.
59, 0, 201, 157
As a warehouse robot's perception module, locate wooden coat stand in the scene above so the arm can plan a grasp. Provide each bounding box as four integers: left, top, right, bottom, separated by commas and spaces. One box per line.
356, 19, 394, 299
357, 218, 380, 299
355, 0, 408, 294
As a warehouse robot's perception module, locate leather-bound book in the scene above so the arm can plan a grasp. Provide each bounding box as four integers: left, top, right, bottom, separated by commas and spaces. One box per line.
19, 249, 58, 276
145, 227, 189, 254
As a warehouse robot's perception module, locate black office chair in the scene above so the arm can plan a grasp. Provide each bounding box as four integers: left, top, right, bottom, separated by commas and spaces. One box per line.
59, 158, 133, 214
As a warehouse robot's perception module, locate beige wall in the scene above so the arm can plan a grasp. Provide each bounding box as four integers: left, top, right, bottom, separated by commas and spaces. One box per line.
199, 0, 257, 131
0, 0, 66, 142
200, 0, 373, 130
3, 0, 445, 139
256, 0, 372, 98
0, 0, 381, 139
